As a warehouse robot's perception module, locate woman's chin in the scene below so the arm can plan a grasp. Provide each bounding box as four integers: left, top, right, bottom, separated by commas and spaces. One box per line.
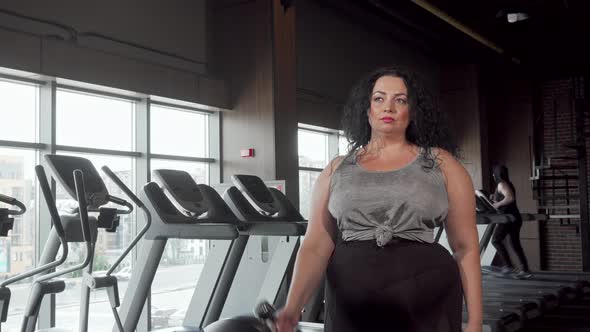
375, 128, 405, 136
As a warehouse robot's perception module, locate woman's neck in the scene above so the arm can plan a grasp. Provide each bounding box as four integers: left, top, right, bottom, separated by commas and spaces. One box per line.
365, 134, 411, 155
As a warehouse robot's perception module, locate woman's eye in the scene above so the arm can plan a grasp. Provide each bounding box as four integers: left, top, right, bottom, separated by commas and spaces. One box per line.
395, 98, 407, 105
373, 97, 384, 102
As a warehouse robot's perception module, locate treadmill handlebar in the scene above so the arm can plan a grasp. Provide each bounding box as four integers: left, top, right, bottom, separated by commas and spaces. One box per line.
475, 190, 548, 222
106, 194, 133, 214
475, 190, 499, 214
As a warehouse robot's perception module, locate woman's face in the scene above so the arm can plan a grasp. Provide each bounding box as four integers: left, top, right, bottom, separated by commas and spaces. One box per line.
368, 75, 410, 137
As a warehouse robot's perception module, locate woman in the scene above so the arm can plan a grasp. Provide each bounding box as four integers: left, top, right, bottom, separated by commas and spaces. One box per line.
491, 165, 532, 279
276, 67, 482, 331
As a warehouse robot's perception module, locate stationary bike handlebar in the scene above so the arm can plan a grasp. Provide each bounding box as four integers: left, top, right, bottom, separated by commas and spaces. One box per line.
0, 193, 26, 216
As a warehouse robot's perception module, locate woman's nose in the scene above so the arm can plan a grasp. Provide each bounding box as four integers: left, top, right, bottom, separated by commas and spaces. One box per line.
384, 100, 395, 112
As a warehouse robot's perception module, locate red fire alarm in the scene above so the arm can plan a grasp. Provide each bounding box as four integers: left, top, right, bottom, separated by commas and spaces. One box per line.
240, 148, 255, 158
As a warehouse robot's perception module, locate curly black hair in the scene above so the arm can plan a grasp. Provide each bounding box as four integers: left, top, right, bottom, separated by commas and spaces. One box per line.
340, 66, 459, 169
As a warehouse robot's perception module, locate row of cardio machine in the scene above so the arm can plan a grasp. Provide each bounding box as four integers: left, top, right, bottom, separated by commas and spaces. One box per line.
456, 191, 590, 332
4, 154, 590, 332
0, 154, 318, 332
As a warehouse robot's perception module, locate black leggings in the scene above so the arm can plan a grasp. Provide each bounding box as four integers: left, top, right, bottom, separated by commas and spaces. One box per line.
491, 219, 529, 271
325, 239, 463, 332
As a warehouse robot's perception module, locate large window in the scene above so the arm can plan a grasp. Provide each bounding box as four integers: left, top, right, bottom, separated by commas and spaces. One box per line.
0, 147, 38, 330
0, 71, 219, 331
297, 125, 346, 218
298, 130, 329, 169
150, 105, 208, 158
0, 80, 38, 143
0, 79, 39, 331
49, 89, 137, 330
149, 104, 211, 329
56, 90, 135, 151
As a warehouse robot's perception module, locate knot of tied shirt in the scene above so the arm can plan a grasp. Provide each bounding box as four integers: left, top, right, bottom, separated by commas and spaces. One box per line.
375, 223, 397, 247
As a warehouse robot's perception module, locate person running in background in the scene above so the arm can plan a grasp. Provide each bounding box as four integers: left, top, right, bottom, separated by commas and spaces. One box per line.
491, 164, 532, 279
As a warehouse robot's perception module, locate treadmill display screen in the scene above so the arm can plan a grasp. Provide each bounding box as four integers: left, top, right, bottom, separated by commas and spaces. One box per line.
236, 175, 274, 204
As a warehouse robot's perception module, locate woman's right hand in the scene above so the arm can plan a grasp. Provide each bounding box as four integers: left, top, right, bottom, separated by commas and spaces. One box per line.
274, 307, 299, 332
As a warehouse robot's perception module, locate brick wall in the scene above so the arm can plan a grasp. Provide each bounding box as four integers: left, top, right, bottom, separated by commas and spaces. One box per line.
540, 78, 585, 271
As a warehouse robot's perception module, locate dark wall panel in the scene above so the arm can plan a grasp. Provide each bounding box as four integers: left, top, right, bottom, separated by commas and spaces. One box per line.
0, 1, 230, 108
1, 1, 207, 63
212, 0, 277, 181
486, 69, 540, 270
0, 29, 41, 73
440, 64, 484, 188
296, 0, 440, 130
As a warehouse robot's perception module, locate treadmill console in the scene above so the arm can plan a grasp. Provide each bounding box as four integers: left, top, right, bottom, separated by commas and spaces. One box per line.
475, 190, 498, 214
231, 175, 280, 215
154, 169, 208, 216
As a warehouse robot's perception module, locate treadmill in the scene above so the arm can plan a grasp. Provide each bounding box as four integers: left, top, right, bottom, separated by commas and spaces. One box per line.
449, 193, 558, 331
469, 193, 590, 331
475, 191, 583, 301
115, 170, 240, 332
149, 171, 306, 331
196, 175, 318, 332
475, 192, 590, 331
209, 175, 306, 320
466, 212, 530, 332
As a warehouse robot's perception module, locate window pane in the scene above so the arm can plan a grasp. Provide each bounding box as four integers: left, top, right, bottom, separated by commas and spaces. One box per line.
298, 130, 328, 168
151, 159, 209, 185
150, 105, 208, 158
149, 158, 209, 328
298, 170, 321, 219
151, 239, 210, 329
0, 147, 37, 330
0, 80, 38, 143
53, 152, 135, 331
56, 89, 135, 151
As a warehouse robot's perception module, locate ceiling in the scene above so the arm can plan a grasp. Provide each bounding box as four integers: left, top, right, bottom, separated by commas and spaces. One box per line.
363, 0, 590, 76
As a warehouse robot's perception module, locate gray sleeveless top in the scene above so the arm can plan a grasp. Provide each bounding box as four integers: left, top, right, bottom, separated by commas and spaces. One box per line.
328, 150, 448, 246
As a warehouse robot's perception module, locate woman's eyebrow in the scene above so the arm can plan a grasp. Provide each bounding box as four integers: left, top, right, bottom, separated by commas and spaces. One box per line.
371, 91, 407, 97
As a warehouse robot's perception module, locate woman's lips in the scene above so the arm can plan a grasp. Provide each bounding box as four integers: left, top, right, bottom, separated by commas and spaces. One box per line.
381, 117, 394, 123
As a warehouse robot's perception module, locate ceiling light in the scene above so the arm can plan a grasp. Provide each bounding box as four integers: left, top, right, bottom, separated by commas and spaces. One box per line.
506, 12, 529, 23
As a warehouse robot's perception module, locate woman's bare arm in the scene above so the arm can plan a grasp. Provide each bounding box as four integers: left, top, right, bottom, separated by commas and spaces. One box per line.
282, 157, 342, 314
439, 150, 483, 329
